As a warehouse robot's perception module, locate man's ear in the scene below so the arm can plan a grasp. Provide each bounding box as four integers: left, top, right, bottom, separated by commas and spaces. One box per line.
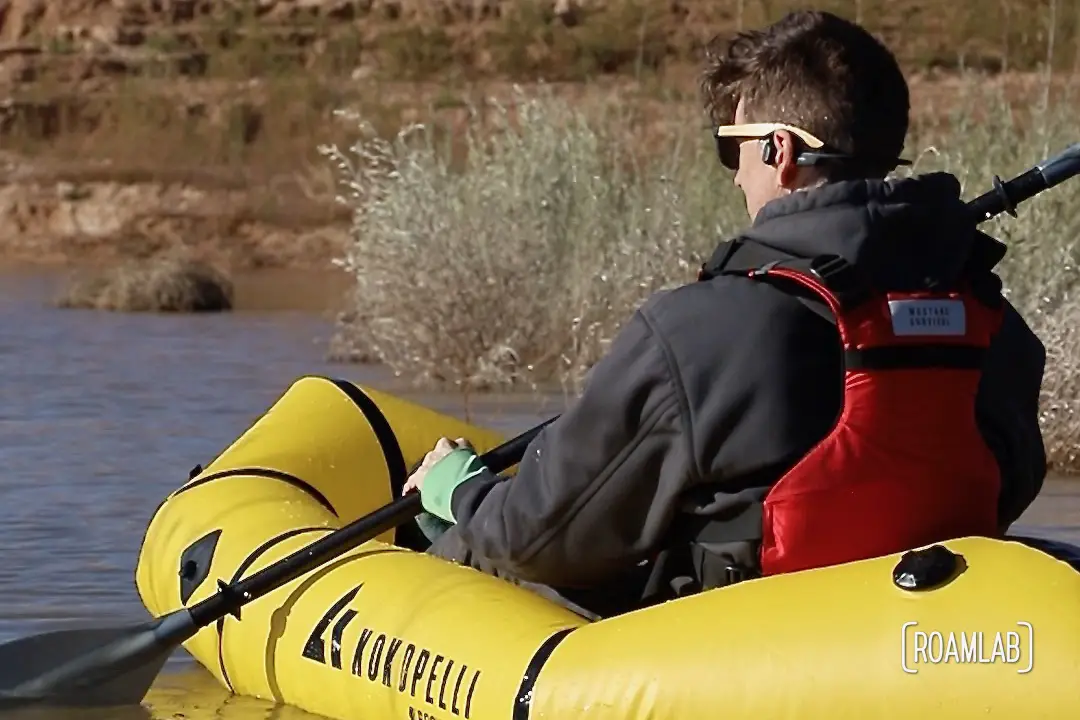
771, 130, 801, 186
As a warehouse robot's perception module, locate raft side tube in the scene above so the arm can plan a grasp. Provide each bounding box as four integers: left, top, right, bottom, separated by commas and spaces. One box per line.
214, 537, 585, 719
527, 536, 1080, 718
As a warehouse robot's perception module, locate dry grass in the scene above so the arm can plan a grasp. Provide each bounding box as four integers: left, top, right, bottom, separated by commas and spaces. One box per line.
321, 87, 727, 393
322, 76, 1080, 471
54, 255, 234, 312
1039, 297, 1080, 472
898, 80, 1080, 473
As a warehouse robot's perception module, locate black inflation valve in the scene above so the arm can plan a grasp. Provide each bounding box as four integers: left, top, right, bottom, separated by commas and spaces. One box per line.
892, 544, 962, 591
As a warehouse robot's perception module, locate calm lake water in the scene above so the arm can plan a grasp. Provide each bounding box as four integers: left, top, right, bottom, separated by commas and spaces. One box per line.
0, 267, 1076, 718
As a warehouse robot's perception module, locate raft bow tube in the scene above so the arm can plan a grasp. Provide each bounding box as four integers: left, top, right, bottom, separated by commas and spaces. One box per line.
136, 376, 1080, 719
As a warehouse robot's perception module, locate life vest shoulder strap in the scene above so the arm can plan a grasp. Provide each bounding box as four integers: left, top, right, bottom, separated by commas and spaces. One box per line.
742, 254, 1002, 369
742, 254, 871, 320
701, 243, 858, 325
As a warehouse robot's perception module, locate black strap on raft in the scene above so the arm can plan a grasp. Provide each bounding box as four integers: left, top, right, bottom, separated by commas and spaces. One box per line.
173, 467, 339, 517
512, 628, 575, 720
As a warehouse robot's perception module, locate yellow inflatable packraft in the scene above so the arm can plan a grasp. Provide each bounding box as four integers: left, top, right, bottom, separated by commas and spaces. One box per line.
135, 376, 1080, 719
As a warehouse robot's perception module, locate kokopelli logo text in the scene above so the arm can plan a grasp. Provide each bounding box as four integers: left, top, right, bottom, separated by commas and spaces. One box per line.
900, 622, 1033, 674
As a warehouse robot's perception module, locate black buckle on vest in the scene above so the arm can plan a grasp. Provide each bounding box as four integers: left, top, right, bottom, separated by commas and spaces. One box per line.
724, 565, 748, 585
808, 254, 871, 308
747, 260, 781, 279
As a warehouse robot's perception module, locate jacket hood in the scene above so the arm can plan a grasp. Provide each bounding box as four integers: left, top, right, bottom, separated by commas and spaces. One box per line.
707, 172, 1008, 288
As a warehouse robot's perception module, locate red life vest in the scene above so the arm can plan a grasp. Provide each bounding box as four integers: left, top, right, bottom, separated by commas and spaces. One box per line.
744, 255, 1005, 577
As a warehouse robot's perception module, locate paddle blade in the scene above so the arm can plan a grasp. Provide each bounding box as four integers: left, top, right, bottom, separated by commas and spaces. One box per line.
0, 609, 196, 708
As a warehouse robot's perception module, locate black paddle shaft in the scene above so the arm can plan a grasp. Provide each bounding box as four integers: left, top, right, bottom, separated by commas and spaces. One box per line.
967, 142, 1080, 223
185, 414, 557, 628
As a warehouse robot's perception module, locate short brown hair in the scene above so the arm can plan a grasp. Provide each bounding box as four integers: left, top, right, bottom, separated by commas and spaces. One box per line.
700, 10, 910, 178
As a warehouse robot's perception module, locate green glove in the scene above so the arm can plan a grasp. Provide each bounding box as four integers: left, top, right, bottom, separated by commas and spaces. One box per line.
421, 447, 488, 523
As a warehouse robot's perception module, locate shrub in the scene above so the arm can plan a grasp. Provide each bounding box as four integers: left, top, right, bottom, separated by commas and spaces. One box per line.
321, 86, 743, 393
55, 255, 234, 313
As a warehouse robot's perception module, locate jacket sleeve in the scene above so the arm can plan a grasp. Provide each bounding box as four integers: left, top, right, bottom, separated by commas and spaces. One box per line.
976, 299, 1048, 530
445, 305, 696, 588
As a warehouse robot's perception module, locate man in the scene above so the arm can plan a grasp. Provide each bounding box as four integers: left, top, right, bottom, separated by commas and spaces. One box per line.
401, 10, 1047, 619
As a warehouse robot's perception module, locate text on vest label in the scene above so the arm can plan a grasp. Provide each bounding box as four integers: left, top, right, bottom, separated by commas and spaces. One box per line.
887, 299, 966, 336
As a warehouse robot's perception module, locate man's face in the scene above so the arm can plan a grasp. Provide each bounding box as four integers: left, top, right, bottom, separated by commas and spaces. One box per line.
731, 98, 785, 222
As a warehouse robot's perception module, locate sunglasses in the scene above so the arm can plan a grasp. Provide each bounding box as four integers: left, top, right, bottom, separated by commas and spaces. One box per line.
714, 122, 912, 172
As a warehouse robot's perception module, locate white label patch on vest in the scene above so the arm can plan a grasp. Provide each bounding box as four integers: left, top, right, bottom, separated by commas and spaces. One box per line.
888, 299, 967, 336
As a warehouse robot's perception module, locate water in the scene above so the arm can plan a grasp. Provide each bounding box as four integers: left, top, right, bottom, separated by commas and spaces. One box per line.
0, 267, 1076, 718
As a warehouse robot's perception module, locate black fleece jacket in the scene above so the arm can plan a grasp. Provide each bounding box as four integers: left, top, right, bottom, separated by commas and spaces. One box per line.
429, 172, 1048, 589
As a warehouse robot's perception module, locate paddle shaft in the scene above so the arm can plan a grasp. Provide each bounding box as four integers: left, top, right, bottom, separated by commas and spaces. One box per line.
185, 414, 558, 627
966, 142, 1080, 222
